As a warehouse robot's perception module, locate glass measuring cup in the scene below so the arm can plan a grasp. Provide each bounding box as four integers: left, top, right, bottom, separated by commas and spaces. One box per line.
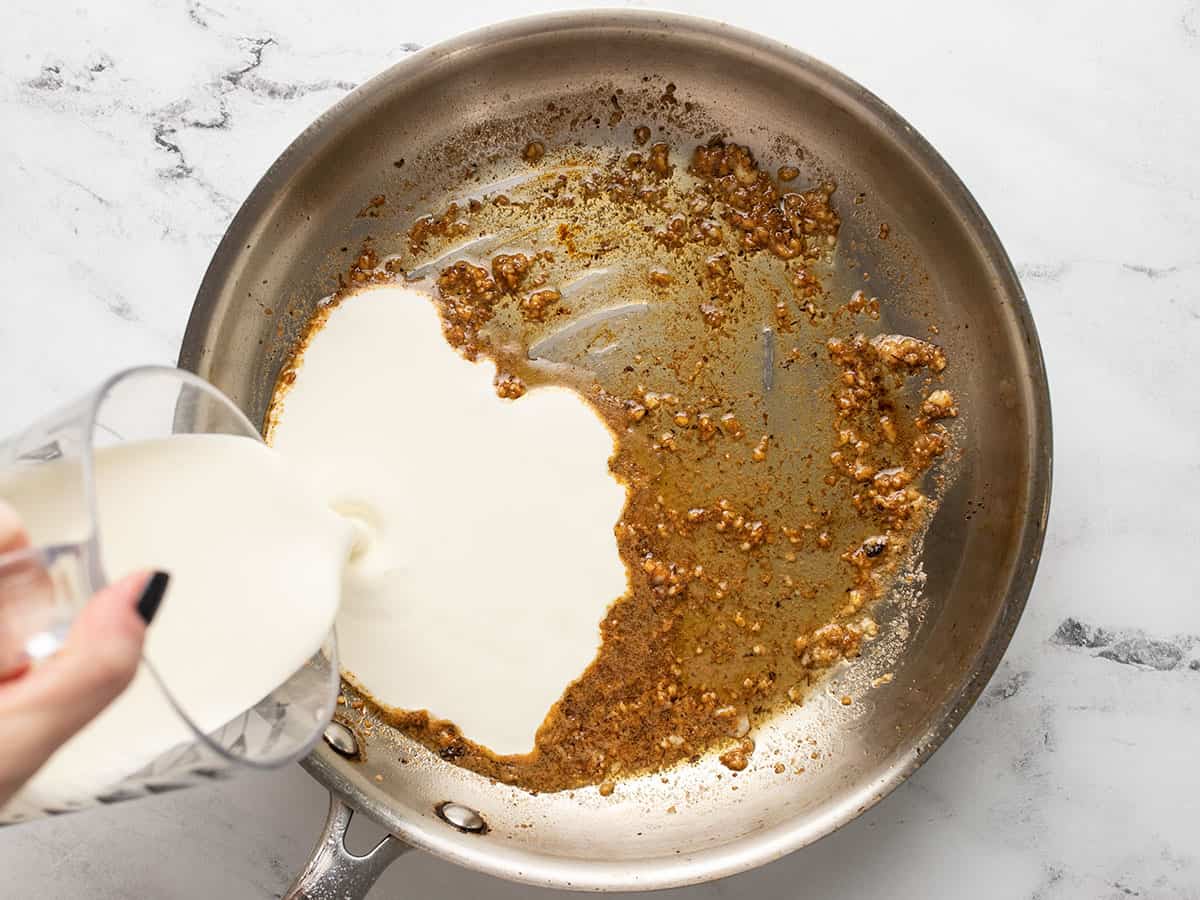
0, 366, 340, 823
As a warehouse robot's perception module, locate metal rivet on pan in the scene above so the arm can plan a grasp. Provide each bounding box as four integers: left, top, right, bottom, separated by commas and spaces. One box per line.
435, 802, 488, 834
323, 721, 359, 757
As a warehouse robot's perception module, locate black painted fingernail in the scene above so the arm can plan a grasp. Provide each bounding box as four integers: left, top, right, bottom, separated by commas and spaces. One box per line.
137, 571, 170, 625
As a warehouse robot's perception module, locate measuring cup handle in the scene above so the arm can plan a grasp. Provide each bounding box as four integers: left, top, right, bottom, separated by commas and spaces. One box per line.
283, 793, 410, 900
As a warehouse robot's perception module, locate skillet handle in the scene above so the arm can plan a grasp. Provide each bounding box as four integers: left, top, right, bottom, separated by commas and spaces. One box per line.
283, 793, 410, 900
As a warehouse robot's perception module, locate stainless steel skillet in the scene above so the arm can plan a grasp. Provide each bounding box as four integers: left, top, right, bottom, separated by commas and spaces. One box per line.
179, 11, 1052, 898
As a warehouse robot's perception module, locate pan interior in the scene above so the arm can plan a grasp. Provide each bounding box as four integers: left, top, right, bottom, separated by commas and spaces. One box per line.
182, 12, 1047, 890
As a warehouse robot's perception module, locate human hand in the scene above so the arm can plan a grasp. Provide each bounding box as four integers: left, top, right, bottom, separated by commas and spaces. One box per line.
0, 500, 168, 808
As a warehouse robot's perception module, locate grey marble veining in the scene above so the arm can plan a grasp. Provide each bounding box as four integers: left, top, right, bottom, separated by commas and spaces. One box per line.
1, 1, 1198, 897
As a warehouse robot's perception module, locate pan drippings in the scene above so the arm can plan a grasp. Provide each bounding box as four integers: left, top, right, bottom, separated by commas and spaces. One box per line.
270, 136, 956, 793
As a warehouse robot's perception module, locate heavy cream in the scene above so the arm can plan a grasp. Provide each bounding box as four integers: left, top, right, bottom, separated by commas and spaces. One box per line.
1, 433, 353, 811
270, 284, 628, 756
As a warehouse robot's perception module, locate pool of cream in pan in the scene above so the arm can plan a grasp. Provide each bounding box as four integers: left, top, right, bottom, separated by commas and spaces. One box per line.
268, 283, 629, 757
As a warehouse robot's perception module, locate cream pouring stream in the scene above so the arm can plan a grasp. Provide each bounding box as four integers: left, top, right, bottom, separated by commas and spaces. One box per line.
1, 434, 354, 811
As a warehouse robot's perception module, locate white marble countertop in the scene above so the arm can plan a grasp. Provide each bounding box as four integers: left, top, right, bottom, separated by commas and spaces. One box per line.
2, 1, 1198, 897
